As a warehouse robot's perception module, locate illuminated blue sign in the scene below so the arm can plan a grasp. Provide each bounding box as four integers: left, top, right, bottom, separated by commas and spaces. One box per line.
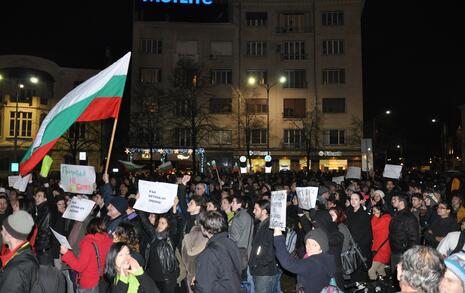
143, 0, 213, 4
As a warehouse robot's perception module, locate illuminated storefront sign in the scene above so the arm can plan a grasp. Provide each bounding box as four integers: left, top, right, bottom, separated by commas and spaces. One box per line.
143, 0, 213, 5
319, 159, 348, 171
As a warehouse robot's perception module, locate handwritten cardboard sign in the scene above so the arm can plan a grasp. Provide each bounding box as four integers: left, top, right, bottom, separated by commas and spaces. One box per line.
134, 180, 178, 214
60, 164, 96, 195
383, 164, 403, 179
62, 197, 95, 222
50, 227, 72, 249
269, 190, 287, 230
296, 187, 318, 210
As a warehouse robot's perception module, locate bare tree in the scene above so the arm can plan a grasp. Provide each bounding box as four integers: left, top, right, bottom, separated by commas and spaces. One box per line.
347, 116, 363, 146
58, 121, 100, 164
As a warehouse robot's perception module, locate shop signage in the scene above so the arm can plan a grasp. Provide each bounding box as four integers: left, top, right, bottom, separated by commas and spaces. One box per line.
318, 151, 342, 157
249, 151, 269, 156
143, 0, 213, 5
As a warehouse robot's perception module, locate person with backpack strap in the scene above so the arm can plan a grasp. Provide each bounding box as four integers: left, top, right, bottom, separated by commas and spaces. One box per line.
61, 217, 112, 293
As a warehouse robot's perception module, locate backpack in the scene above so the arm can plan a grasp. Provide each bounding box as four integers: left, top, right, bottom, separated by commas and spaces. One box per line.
31, 264, 67, 293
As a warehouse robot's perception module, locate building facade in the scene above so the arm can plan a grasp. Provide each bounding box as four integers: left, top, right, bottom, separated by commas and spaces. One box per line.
0, 55, 100, 176
130, 0, 364, 172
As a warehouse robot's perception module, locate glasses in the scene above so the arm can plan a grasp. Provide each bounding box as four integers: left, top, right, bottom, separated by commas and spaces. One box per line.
438, 206, 448, 210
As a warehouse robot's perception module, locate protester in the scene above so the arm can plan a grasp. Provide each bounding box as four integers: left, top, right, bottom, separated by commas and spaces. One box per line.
424, 202, 460, 247
33, 188, 53, 265
104, 242, 160, 293
0, 210, 38, 292
368, 203, 391, 280
440, 252, 465, 293
195, 210, 241, 292
113, 222, 145, 267
451, 192, 465, 223
397, 246, 445, 293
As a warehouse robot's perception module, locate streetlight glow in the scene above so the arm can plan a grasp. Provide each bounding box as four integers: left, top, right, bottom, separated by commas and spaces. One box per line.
30, 76, 39, 84
279, 76, 287, 84
248, 76, 256, 85
397, 145, 401, 149
0, 74, 3, 81
431, 118, 437, 123
385, 110, 391, 115
18, 83, 24, 89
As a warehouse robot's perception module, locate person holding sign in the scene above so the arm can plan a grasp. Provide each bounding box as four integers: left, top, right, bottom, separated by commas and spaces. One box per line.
60, 217, 113, 292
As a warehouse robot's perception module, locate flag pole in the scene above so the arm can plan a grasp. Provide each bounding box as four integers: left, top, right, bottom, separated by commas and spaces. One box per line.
105, 117, 119, 174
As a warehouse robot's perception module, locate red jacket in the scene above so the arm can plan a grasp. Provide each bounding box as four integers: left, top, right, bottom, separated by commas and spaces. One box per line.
371, 214, 391, 264
62, 232, 113, 289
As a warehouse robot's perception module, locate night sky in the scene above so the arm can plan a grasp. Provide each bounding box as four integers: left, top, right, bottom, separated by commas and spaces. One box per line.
1, 0, 463, 165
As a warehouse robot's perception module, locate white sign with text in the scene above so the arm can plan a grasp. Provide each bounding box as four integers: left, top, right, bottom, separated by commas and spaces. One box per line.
269, 190, 287, 230
60, 164, 96, 195
134, 180, 178, 214
62, 197, 95, 222
332, 176, 345, 185
50, 227, 72, 250
383, 164, 403, 179
296, 187, 319, 210
346, 167, 361, 179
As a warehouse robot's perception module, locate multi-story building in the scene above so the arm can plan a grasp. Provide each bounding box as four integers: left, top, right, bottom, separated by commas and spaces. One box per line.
129, 0, 364, 172
0, 55, 100, 176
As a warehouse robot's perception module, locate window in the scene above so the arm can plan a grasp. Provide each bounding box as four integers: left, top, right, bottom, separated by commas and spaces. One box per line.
322, 69, 345, 84
174, 128, 192, 147
322, 40, 344, 55
324, 129, 345, 145
283, 99, 306, 118
174, 99, 191, 117
323, 98, 345, 113
322, 11, 344, 26
284, 70, 306, 88
211, 41, 233, 56
210, 129, 232, 145
209, 98, 232, 114
140, 68, 162, 83
278, 13, 309, 33
176, 41, 199, 60
246, 99, 268, 114
40, 96, 48, 105
210, 70, 232, 85
9, 111, 32, 137
248, 129, 268, 145
246, 41, 266, 57
141, 39, 162, 54
246, 12, 267, 26
283, 41, 305, 60
11, 88, 36, 104
246, 70, 267, 84
68, 123, 86, 139
284, 129, 303, 146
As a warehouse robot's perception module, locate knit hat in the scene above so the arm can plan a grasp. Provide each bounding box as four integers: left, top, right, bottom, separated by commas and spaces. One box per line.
3, 210, 35, 240
373, 190, 385, 199
318, 186, 329, 197
444, 252, 465, 285
304, 228, 329, 253
109, 196, 128, 215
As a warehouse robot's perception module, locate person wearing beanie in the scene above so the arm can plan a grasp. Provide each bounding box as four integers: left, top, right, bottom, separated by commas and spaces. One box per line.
106, 195, 128, 236
274, 227, 336, 293
440, 252, 465, 293
0, 210, 39, 292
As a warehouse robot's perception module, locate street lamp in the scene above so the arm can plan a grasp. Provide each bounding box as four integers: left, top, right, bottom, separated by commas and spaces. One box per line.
248, 75, 286, 154
372, 109, 391, 166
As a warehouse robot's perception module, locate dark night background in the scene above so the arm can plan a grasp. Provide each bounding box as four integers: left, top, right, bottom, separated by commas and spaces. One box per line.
1, 0, 463, 166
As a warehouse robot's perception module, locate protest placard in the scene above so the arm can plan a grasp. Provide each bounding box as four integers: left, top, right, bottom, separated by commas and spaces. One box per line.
50, 227, 72, 249
60, 164, 96, 194
269, 190, 287, 230
346, 167, 361, 179
8, 176, 20, 187
13, 174, 32, 192
332, 176, 345, 185
296, 187, 318, 210
383, 164, 403, 179
40, 155, 53, 177
134, 180, 178, 214
62, 197, 95, 222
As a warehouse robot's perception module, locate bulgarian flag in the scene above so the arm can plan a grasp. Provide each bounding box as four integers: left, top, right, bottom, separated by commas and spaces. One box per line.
20, 52, 131, 176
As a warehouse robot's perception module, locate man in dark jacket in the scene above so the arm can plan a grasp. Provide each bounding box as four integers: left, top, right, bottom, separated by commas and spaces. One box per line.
389, 194, 419, 270
273, 227, 336, 293
0, 210, 38, 292
33, 188, 53, 265
195, 211, 241, 293
249, 199, 278, 293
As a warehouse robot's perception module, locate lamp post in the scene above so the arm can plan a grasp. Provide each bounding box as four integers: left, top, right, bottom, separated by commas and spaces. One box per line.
372, 109, 391, 166
248, 75, 286, 154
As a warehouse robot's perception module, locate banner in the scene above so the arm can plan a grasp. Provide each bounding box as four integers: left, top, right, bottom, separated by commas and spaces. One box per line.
50, 227, 72, 249
60, 164, 96, 194
62, 197, 95, 222
296, 187, 318, 210
134, 180, 178, 214
269, 190, 287, 230
383, 164, 403, 179
40, 155, 53, 177
346, 167, 361, 179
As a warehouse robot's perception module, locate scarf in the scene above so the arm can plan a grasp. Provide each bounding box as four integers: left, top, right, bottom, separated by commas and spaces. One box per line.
115, 267, 143, 293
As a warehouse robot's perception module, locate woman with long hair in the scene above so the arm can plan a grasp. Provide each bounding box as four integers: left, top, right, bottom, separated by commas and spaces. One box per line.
368, 203, 391, 280
104, 242, 159, 293
60, 217, 113, 293
113, 222, 145, 267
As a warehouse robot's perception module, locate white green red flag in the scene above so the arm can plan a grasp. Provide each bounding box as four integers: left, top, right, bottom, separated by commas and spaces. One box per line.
20, 52, 131, 175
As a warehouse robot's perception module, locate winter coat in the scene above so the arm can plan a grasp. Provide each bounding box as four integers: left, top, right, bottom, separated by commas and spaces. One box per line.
181, 225, 208, 293
248, 218, 278, 276
111, 268, 160, 293
195, 232, 242, 293
346, 206, 373, 261
61, 232, 113, 289
371, 214, 391, 264
229, 208, 254, 257
337, 223, 352, 252
274, 235, 336, 293
34, 201, 52, 254
389, 208, 419, 254
0, 242, 39, 293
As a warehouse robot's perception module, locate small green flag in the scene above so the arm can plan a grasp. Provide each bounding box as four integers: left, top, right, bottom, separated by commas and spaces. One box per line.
40, 155, 53, 177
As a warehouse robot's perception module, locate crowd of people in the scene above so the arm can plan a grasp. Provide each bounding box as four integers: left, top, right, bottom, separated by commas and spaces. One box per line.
0, 168, 464, 293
